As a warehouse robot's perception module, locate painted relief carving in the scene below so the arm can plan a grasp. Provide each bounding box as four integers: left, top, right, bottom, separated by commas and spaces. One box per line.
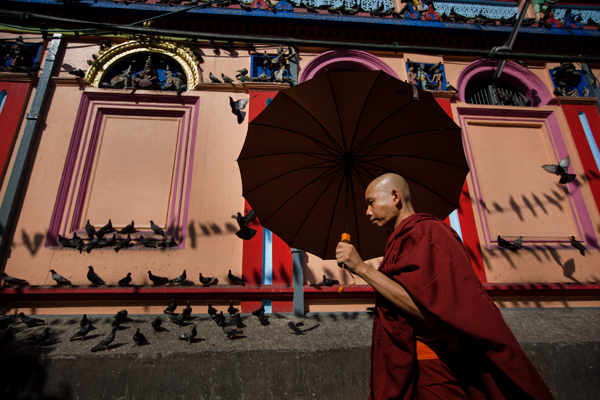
0, 36, 41, 74
551, 63, 589, 97
249, 46, 297, 85
406, 59, 445, 91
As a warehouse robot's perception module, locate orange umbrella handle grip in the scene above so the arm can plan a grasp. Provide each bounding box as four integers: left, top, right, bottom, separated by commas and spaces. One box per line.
339, 233, 356, 293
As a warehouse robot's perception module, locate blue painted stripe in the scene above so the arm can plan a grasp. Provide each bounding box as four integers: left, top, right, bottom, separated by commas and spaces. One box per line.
449, 209, 463, 241
579, 111, 600, 173
262, 228, 273, 285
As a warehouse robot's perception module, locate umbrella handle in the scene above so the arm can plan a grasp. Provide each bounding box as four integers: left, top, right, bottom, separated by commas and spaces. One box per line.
338, 233, 356, 294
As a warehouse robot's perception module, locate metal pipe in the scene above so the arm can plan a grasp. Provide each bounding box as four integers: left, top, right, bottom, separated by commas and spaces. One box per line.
2, 10, 600, 63
292, 248, 305, 315
0, 33, 63, 259
493, 0, 532, 79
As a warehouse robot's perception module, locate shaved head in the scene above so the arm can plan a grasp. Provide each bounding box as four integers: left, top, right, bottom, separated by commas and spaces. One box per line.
365, 173, 415, 230
367, 173, 411, 204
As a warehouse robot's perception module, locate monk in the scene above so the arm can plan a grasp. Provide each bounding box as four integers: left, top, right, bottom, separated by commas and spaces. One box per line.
335, 173, 554, 400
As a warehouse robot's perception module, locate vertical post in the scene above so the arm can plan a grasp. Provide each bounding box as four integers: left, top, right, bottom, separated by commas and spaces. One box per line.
292, 247, 304, 315
493, 0, 532, 80
581, 63, 600, 116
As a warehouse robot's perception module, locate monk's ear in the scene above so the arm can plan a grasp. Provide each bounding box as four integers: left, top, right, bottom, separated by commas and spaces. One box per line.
390, 188, 402, 208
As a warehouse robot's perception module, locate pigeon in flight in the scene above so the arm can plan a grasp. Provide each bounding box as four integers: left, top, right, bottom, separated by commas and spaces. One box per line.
28, 327, 50, 346
132, 328, 146, 346
1, 272, 29, 286
91, 327, 117, 352
222, 325, 243, 340
151, 316, 163, 333
252, 304, 265, 317
169, 270, 187, 285
571, 236, 586, 256
50, 269, 72, 285
157, 237, 178, 248
118, 273, 132, 287
87, 266, 105, 286
71, 320, 92, 341
164, 298, 177, 314
542, 155, 576, 184
228, 270, 245, 286
114, 234, 131, 252
85, 220, 96, 238
19, 312, 46, 328
150, 221, 164, 236
149, 271, 169, 285
140, 236, 157, 248
497, 235, 522, 251
209, 72, 222, 83
199, 273, 218, 286
229, 97, 254, 125
95, 219, 113, 238
232, 209, 257, 239
179, 324, 197, 344
118, 221, 135, 234
323, 275, 339, 287
227, 301, 239, 317
207, 302, 217, 318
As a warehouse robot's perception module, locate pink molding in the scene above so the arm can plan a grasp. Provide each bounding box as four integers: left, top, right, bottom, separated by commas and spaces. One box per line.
299, 49, 400, 83
456, 60, 554, 107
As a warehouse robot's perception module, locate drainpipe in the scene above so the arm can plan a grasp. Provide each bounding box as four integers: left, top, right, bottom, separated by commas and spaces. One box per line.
0, 34, 63, 260
292, 248, 304, 315
493, 0, 532, 80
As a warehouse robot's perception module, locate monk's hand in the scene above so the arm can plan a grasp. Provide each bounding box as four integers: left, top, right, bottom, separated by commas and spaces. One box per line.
336, 242, 365, 274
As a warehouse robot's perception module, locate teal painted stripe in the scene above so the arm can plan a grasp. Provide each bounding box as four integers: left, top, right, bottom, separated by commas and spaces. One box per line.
262, 228, 273, 285
449, 209, 463, 241
579, 111, 600, 173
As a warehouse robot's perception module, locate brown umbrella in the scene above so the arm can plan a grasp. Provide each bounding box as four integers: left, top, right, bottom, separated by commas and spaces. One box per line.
237, 70, 468, 261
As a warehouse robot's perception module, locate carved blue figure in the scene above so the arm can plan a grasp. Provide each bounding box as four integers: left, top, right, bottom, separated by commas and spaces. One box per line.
405, 3, 421, 20
563, 9, 583, 29
416, 63, 430, 90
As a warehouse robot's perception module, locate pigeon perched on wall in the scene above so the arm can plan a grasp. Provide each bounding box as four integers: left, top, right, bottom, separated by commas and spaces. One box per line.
229, 97, 253, 125
118, 221, 135, 234
118, 273, 132, 287
87, 266, 105, 286
164, 298, 177, 314
0, 328, 15, 348
235, 68, 248, 78
91, 327, 117, 352
542, 155, 576, 184
252, 304, 265, 317
212, 311, 226, 326
497, 235, 522, 251
97, 234, 117, 248
113, 310, 128, 325
114, 234, 131, 252
50, 269, 72, 285
69, 69, 86, 78
85, 236, 102, 253
95, 219, 113, 238
169, 270, 186, 285
209, 72, 222, 83
228, 270, 245, 286
323, 275, 339, 287
232, 209, 257, 239
28, 327, 50, 346
72, 233, 85, 253
148, 271, 169, 285
85, 220, 96, 238
19, 313, 46, 328
150, 221, 164, 236
80, 314, 89, 329
222, 325, 243, 340
207, 302, 217, 318
199, 273, 218, 286
1, 272, 29, 286
571, 236, 586, 256
157, 237, 178, 248
179, 324, 197, 344
227, 301, 239, 317
71, 320, 92, 341
151, 316, 163, 333
171, 313, 186, 327
140, 236, 157, 248
57, 234, 76, 249
133, 328, 146, 346
222, 73, 234, 84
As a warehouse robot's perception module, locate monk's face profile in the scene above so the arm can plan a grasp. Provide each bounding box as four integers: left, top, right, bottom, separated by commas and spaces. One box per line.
365, 173, 415, 231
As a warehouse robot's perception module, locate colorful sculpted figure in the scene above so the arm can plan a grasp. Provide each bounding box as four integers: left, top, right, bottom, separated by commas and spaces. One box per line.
132, 55, 160, 90
422, 2, 441, 22
408, 66, 418, 86
563, 8, 583, 29
533, 0, 557, 21
428, 68, 443, 91
416, 63, 430, 90
545, 8, 563, 28
405, 3, 421, 20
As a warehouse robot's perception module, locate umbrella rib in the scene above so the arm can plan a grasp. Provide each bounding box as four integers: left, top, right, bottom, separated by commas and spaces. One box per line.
349, 71, 382, 152
357, 153, 470, 171
278, 92, 346, 154
320, 168, 347, 259
249, 122, 338, 156
359, 127, 460, 158
327, 72, 348, 152
348, 167, 363, 256
238, 152, 335, 163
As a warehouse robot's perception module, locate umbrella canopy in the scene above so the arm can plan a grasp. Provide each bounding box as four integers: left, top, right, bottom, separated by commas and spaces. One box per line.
238, 70, 469, 260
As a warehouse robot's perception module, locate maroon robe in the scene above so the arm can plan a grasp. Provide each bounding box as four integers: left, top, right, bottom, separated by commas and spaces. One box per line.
369, 213, 554, 400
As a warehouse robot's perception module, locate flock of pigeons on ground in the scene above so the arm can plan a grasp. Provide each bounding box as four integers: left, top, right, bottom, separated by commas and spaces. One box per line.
0, 300, 320, 351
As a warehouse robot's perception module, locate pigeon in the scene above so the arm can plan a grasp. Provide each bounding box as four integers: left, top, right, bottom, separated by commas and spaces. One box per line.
95, 219, 113, 238
57, 234, 76, 248
258, 313, 270, 326
149, 271, 169, 285
69, 69, 86, 78
182, 301, 192, 318
80, 314, 89, 329
19, 312, 46, 328
91, 327, 117, 352
228, 270, 245, 286
209, 72, 222, 83
150, 221, 164, 236
222, 325, 243, 340
542, 156, 576, 184
140, 236, 157, 248
151, 316, 163, 333
229, 97, 252, 125
28, 327, 50, 346
114, 234, 131, 252
497, 235, 522, 251
132, 328, 146, 346
0, 328, 15, 348
232, 313, 245, 328
118, 221, 135, 234
1, 272, 29, 286
97, 234, 117, 248
118, 273, 132, 287
235, 68, 248, 77
157, 237, 178, 248
50, 269, 72, 285
71, 320, 92, 341
169, 270, 186, 285
199, 273, 218, 286
113, 310, 128, 325
571, 236, 586, 256
252, 304, 265, 317
232, 209, 257, 239
222, 73, 234, 84
212, 311, 226, 326
323, 275, 339, 287
164, 298, 177, 314
72, 232, 85, 253
87, 266, 105, 286
85, 220, 96, 238
207, 302, 217, 317
227, 300, 239, 317
171, 313, 186, 327
288, 321, 320, 335
512, 236, 523, 250
85, 236, 102, 253
179, 324, 197, 344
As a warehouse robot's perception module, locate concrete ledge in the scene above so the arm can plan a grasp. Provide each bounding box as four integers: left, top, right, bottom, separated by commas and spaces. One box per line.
1, 309, 599, 399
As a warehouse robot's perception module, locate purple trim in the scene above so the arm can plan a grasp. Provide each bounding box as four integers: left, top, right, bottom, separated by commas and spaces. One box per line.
456, 60, 554, 107
299, 49, 399, 83
457, 107, 598, 250
47, 92, 199, 248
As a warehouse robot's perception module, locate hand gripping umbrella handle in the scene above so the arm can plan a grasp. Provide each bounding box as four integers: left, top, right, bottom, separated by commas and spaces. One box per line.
338, 233, 356, 293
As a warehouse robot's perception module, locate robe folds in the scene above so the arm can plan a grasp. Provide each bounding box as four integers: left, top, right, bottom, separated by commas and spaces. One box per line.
369, 213, 553, 400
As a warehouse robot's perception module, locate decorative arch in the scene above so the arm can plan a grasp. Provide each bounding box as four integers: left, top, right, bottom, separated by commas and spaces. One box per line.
85, 37, 200, 90
456, 59, 553, 107
299, 49, 400, 83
